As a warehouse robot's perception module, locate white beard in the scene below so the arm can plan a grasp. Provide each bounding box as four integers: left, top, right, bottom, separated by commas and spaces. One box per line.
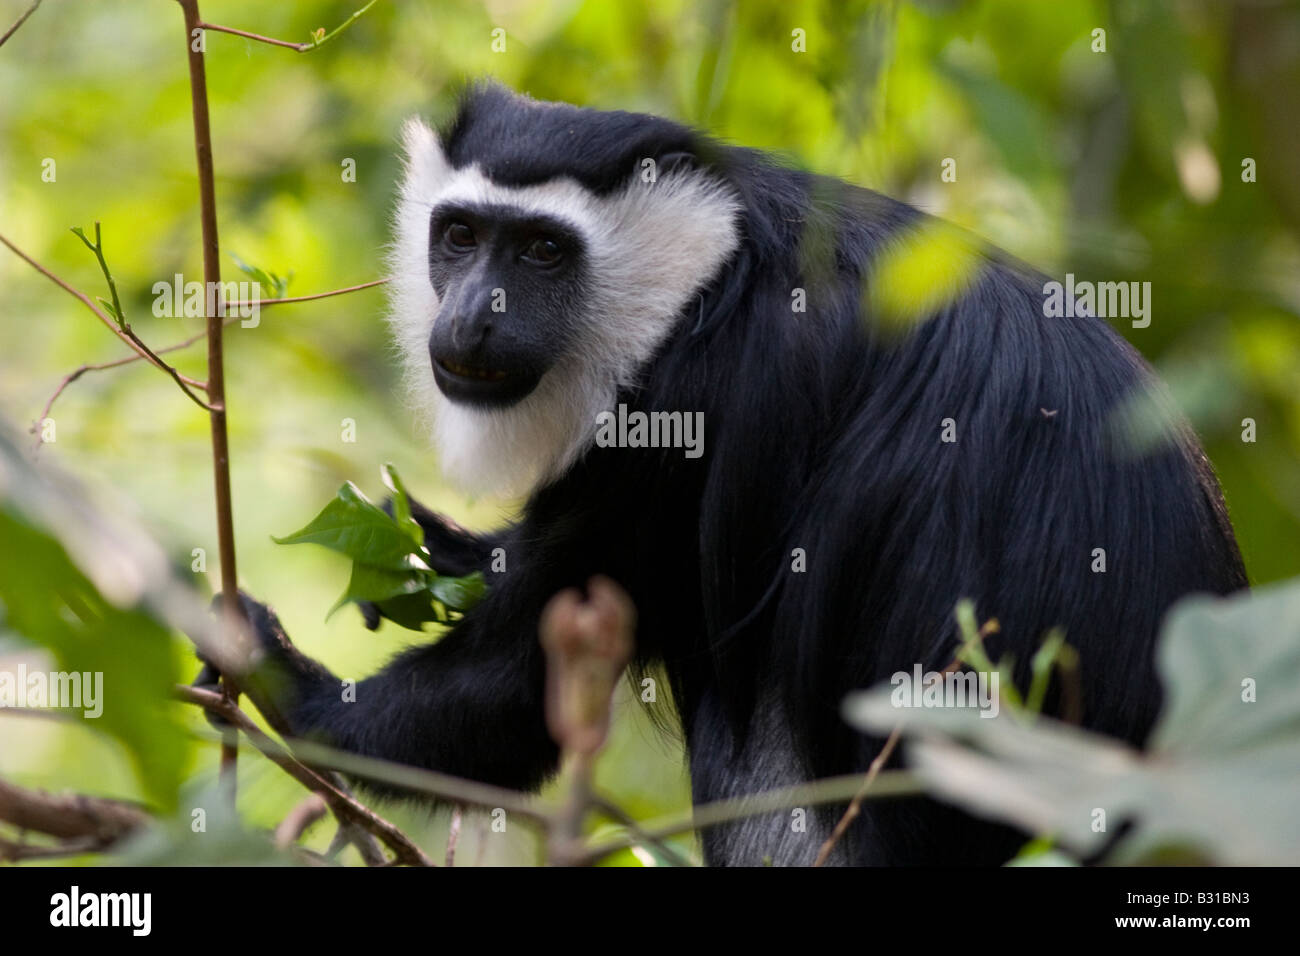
387, 116, 741, 498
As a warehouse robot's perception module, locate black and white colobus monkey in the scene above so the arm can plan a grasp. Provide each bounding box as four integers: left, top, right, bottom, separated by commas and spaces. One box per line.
217, 83, 1247, 865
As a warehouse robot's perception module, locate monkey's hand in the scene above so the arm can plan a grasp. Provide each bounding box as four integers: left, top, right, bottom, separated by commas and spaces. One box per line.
357, 497, 501, 631
193, 591, 334, 734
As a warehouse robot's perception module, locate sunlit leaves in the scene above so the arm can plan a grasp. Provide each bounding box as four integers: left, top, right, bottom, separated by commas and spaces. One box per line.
274, 464, 485, 629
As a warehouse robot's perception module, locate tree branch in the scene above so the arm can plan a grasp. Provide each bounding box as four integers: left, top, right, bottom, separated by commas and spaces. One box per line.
222, 277, 387, 310
0, 0, 41, 49
33, 278, 387, 428
197, 0, 378, 54
177, 685, 433, 866
69, 222, 215, 411
0, 231, 214, 413
178, 0, 245, 796
274, 794, 328, 849
0, 776, 150, 844
813, 609, 1002, 865
576, 770, 922, 866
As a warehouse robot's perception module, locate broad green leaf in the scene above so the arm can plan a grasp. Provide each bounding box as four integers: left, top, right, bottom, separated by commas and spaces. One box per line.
843, 581, 1300, 865
277, 469, 487, 628
373, 592, 439, 631
380, 463, 426, 552
0, 427, 192, 810
329, 563, 429, 617
430, 571, 486, 612
273, 481, 428, 571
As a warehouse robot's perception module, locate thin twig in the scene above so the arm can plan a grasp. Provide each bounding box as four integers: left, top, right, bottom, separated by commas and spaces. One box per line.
177, 685, 433, 866
590, 795, 693, 866
33, 278, 387, 429
0, 0, 41, 49
197, 0, 378, 53
811, 727, 902, 866
178, 0, 245, 798
813, 612, 1002, 865
274, 794, 328, 849
575, 770, 922, 866
265, 732, 550, 825
222, 277, 387, 309
0, 231, 213, 412
69, 222, 215, 412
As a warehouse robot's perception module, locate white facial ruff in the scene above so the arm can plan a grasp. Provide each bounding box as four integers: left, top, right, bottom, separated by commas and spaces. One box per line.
387, 117, 742, 497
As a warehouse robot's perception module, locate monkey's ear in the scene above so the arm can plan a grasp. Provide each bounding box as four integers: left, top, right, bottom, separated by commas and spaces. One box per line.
400, 116, 438, 157
398, 116, 452, 196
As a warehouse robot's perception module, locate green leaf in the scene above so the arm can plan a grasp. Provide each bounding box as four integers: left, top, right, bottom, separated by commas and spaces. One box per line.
373, 592, 439, 631
0, 426, 191, 810
430, 571, 486, 613
842, 580, 1300, 865
228, 251, 290, 300
276, 469, 487, 627
329, 563, 430, 617
273, 481, 429, 572
380, 463, 425, 552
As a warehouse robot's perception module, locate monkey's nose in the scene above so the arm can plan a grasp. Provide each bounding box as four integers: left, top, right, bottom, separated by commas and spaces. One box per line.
449, 314, 494, 351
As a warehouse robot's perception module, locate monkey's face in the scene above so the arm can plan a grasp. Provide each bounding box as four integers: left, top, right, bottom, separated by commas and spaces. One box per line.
425, 203, 587, 409
388, 104, 740, 496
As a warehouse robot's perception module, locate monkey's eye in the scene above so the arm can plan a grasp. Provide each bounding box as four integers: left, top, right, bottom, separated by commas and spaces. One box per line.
522, 236, 562, 267
443, 221, 476, 253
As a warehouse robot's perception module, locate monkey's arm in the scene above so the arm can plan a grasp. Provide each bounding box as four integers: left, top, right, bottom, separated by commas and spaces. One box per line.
222, 553, 561, 795
406, 498, 504, 577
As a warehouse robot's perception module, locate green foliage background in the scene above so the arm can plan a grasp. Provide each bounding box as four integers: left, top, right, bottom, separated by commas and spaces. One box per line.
1, 0, 1298, 864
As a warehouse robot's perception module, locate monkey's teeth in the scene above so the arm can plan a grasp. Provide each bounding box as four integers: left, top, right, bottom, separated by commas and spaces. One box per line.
442, 360, 508, 381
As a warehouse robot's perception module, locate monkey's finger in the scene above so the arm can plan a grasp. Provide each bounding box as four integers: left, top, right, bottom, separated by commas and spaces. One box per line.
190, 663, 235, 730
358, 601, 382, 631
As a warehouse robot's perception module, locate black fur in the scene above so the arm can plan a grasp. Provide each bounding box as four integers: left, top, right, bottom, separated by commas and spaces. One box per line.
228, 85, 1247, 866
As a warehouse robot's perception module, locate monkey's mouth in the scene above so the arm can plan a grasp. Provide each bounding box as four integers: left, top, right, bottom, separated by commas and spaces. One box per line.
438, 359, 508, 382
432, 357, 541, 407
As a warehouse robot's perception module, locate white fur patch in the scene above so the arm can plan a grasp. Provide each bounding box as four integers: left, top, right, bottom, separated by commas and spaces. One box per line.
387, 117, 741, 497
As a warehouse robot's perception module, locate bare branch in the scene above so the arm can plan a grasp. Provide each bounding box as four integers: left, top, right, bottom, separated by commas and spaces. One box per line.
177, 0, 245, 795
0, 231, 214, 412
176, 685, 433, 865
0, 777, 149, 844
0, 0, 42, 49
197, 0, 378, 53
0, 834, 106, 862
576, 770, 923, 866
814, 610, 1001, 865
539, 576, 636, 864
69, 222, 215, 411
260, 732, 550, 826
274, 794, 328, 849
222, 277, 387, 310
34, 278, 386, 427
590, 795, 693, 867
811, 727, 901, 866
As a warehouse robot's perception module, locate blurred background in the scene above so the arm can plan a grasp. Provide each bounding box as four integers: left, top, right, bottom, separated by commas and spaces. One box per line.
1, 0, 1298, 864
